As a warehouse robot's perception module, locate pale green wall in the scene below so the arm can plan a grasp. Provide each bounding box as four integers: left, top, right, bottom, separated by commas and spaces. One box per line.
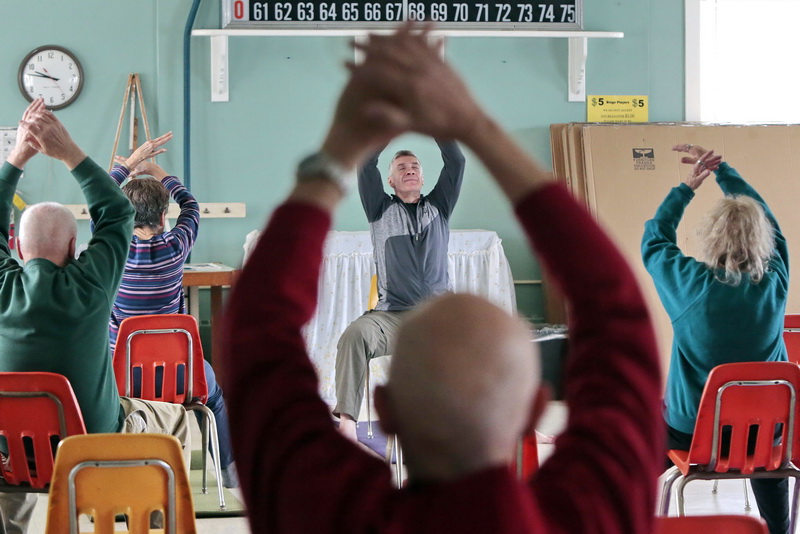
0, 0, 684, 322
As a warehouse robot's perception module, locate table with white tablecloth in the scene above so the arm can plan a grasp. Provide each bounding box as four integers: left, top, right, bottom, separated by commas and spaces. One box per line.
302, 229, 516, 407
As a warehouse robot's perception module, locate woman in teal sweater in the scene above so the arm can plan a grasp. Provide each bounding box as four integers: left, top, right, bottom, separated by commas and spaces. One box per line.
642, 144, 789, 534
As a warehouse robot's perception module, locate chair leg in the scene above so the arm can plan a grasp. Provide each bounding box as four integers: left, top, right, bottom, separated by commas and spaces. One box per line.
189, 404, 226, 510
366, 365, 373, 439
790, 474, 800, 534
743, 479, 751, 512
393, 435, 403, 489
675, 474, 691, 516
658, 466, 682, 516
200, 411, 209, 494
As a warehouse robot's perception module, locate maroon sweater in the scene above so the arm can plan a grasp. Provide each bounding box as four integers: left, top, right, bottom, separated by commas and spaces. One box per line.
222, 182, 662, 534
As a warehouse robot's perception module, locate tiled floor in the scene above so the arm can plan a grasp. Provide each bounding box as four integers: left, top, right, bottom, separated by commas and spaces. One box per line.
22, 401, 776, 533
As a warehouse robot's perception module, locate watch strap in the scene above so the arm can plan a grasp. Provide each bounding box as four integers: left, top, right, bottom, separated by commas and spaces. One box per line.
296, 151, 355, 193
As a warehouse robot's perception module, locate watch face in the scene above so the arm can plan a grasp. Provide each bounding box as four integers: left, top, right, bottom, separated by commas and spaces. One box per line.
18, 45, 84, 110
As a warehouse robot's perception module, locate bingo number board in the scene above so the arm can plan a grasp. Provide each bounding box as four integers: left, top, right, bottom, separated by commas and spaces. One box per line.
222, 0, 583, 30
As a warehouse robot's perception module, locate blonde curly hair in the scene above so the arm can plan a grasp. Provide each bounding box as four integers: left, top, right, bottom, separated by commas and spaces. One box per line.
697, 195, 774, 286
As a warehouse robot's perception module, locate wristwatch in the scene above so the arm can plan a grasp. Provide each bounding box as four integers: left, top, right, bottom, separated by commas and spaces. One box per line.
296, 151, 355, 193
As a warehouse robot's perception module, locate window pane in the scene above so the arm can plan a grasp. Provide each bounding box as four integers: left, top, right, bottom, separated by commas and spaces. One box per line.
700, 0, 800, 123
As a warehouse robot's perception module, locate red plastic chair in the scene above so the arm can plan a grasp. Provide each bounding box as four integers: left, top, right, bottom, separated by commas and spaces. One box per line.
112, 313, 225, 509
655, 515, 768, 534
0, 372, 86, 492
784, 314, 800, 365
514, 435, 539, 479
658, 361, 800, 528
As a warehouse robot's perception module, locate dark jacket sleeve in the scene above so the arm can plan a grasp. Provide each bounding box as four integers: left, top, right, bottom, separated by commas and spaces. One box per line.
358, 149, 393, 223
425, 139, 466, 217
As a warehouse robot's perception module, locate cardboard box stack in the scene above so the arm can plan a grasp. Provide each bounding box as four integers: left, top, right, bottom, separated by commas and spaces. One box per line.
549, 123, 800, 375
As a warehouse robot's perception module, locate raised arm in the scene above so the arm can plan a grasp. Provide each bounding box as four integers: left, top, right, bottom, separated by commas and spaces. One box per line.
425, 139, 465, 217
351, 23, 661, 534
25, 106, 134, 294
357, 147, 392, 222
0, 99, 46, 257
142, 161, 200, 255
640, 146, 727, 315
222, 34, 406, 534
713, 163, 788, 273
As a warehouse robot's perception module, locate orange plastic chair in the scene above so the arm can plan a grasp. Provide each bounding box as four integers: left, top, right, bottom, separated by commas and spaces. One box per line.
44, 433, 196, 534
112, 314, 225, 509
0, 372, 86, 492
655, 515, 768, 534
658, 361, 800, 528
784, 314, 800, 365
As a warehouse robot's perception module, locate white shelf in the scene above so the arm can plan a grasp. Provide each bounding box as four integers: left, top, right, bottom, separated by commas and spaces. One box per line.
191, 29, 624, 102
192, 28, 622, 38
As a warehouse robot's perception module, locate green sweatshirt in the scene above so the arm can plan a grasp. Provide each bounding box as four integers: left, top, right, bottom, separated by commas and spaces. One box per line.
642, 162, 789, 434
0, 158, 134, 434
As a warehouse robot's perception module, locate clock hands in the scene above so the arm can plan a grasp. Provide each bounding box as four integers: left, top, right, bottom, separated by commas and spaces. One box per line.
28, 71, 60, 81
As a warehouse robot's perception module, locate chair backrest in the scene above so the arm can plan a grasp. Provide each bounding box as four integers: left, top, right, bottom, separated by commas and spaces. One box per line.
44, 433, 196, 534
784, 314, 800, 365
368, 274, 379, 311
687, 361, 800, 473
113, 314, 208, 405
655, 515, 768, 534
0, 372, 86, 489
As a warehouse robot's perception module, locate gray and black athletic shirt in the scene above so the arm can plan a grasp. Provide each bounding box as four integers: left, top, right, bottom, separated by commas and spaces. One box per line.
358, 140, 466, 312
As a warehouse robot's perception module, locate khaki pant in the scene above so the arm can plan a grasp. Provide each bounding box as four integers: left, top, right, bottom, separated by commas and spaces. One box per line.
0, 398, 191, 534
333, 310, 407, 421
119, 397, 192, 471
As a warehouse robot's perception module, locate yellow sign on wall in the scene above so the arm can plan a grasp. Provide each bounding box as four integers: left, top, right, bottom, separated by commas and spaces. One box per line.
587, 95, 648, 123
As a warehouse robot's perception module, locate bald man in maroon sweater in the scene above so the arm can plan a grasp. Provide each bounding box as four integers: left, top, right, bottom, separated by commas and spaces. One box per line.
222, 23, 662, 534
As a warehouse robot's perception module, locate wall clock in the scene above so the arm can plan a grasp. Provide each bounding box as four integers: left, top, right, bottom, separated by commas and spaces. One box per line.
18, 45, 84, 110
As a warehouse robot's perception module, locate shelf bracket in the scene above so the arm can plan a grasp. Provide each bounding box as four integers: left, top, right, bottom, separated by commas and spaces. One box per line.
210, 35, 230, 102
568, 37, 587, 102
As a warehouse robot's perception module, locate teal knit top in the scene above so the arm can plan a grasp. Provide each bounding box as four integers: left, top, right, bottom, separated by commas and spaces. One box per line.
642, 162, 789, 434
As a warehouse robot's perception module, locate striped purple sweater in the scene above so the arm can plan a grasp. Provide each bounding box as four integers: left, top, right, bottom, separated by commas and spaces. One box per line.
107, 166, 200, 351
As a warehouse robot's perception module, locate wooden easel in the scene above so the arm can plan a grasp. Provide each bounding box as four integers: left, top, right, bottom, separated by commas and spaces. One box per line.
109, 73, 154, 171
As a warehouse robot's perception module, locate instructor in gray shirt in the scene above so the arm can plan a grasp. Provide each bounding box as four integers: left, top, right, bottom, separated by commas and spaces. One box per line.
334, 140, 465, 440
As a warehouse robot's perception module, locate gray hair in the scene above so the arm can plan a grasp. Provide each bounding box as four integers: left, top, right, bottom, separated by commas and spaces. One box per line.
122, 178, 169, 229
698, 195, 774, 285
388, 150, 418, 172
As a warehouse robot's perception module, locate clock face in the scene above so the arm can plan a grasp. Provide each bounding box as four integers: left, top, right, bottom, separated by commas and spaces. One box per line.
18, 45, 84, 110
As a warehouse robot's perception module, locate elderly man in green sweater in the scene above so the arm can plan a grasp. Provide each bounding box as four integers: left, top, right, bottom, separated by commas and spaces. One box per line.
0, 99, 191, 534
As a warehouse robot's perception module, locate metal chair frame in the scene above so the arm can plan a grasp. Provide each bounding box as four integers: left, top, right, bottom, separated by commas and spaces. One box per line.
67, 459, 176, 534
120, 324, 225, 509
659, 378, 800, 530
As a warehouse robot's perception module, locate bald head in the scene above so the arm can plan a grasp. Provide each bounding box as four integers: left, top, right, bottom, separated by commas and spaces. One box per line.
18, 202, 78, 267
376, 293, 540, 481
